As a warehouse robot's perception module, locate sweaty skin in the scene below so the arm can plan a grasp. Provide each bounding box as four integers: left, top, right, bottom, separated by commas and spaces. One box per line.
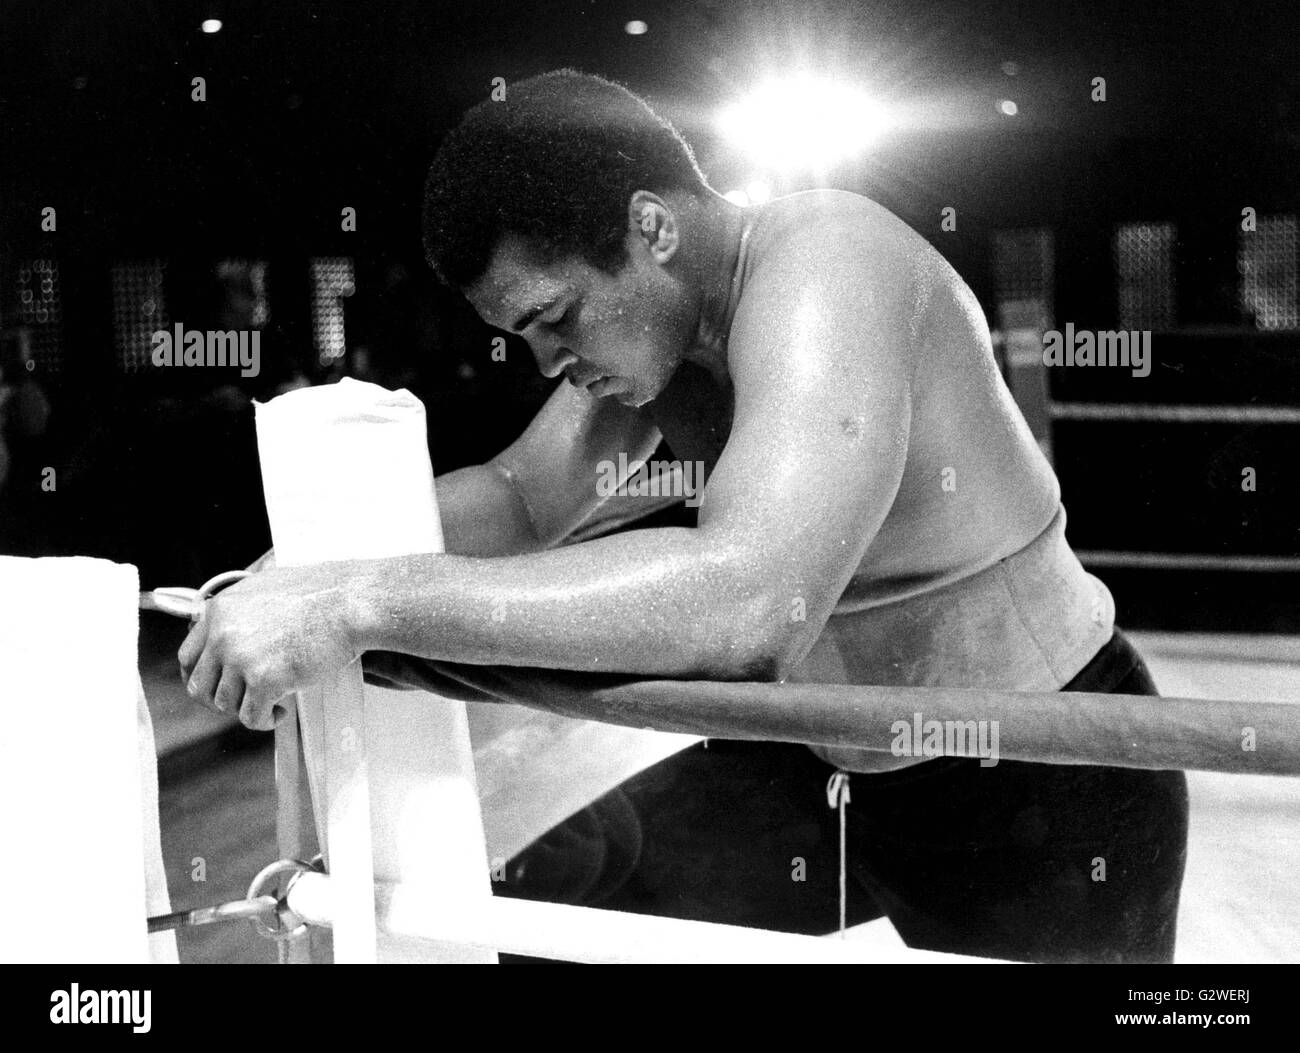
181, 188, 1100, 772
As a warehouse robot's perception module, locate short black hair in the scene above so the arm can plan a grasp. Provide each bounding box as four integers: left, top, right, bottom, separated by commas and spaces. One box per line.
422, 69, 710, 289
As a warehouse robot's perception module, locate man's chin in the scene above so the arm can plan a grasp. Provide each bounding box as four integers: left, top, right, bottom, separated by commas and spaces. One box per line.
617, 385, 655, 408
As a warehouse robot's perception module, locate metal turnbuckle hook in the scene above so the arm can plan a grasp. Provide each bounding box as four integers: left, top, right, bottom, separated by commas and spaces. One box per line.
146, 856, 324, 942
246, 857, 323, 942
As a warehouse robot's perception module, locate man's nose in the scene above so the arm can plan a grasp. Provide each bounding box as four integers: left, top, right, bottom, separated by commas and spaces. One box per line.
533, 340, 578, 380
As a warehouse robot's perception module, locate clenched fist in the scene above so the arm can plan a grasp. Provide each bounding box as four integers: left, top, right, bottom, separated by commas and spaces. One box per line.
178, 562, 367, 731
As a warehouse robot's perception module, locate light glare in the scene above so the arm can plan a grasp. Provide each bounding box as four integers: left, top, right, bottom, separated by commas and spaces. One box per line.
717, 75, 893, 169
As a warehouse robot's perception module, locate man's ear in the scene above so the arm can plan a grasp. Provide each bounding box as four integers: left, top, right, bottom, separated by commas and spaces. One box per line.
628, 190, 679, 263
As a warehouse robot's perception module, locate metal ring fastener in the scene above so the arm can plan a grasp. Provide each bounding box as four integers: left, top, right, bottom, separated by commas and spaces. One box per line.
140, 569, 251, 619
197, 569, 252, 601
246, 857, 324, 941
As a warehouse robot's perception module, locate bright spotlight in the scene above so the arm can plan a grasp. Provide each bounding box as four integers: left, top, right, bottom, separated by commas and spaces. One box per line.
201, 19, 222, 34
999, 99, 1018, 116
625, 20, 648, 36
717, 75, 893, 169
723, 189, 750, 206
745, 180, 772, 204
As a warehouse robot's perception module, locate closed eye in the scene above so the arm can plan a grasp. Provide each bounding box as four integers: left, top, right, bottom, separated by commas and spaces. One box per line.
550, 302, 578, 332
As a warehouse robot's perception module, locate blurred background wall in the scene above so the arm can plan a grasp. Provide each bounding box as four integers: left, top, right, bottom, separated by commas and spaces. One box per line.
0, 0, 1296, 630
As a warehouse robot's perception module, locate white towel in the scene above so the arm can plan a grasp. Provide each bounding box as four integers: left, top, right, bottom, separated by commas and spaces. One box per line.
255, 378, 494, 963
0, 556, 176, 963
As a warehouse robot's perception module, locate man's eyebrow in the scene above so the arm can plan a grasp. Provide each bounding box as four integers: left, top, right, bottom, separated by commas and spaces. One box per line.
509, 298, 560, 333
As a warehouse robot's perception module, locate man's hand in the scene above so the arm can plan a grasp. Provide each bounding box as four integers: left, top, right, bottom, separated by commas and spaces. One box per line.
178, 563, 363, 731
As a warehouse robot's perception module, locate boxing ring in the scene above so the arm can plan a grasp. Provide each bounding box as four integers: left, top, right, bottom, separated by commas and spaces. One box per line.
264, 674, 1300, 965
8, 564, 1297, 965
154, 624, 1300, 961
4, 378, 1298, 965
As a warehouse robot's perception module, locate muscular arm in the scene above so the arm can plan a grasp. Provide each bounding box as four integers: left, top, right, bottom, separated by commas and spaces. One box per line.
189, 206, 926, 727
247, 376, 667, 567
438, 377, 667, 556
348, 214, 921, 680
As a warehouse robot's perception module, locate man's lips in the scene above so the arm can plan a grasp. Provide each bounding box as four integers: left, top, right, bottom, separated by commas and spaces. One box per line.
570, 372, 614, 394
565, 370, 627, 398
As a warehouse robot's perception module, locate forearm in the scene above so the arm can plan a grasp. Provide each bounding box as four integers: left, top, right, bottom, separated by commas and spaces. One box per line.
350, 526, 785, 680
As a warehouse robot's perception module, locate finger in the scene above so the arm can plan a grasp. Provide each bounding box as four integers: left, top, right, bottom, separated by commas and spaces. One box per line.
242, 681, 292, 732
177, 608, 209, 682
212, 668, 247, 722
185, 643, 224, 712
269, 696, 295, 729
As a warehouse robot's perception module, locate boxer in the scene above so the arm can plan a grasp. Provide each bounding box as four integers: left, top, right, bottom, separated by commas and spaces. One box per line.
182, 70, 1187, 962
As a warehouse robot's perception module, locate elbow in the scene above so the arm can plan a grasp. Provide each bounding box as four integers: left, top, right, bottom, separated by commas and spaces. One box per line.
698, 606, 812, 683
737, 647, 798, 683
695, 648, 788, 683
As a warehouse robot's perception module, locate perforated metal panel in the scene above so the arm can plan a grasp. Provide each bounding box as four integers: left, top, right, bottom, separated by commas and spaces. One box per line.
991, 228, 1055, 462
1113, 222, 1177, 330
216, 259, 271, 329
993, 228, 1055, 306
111, 260, 168, 373
14, 259, 64, 375
309, 257, 355, 363
1238, 214, 1298, 331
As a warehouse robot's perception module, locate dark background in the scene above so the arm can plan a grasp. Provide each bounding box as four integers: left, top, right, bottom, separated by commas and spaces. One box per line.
1, 0, 1297, 628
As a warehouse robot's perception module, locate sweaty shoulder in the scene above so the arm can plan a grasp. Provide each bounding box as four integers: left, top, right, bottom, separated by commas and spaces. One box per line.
725, 188, 1061, 587
749, 188, 924, 248
739, 189, 951, 336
